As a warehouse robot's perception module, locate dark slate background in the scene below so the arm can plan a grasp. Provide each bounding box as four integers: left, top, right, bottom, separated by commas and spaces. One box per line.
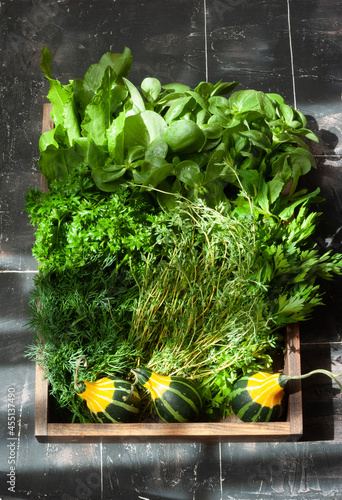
1, 1, 342, 499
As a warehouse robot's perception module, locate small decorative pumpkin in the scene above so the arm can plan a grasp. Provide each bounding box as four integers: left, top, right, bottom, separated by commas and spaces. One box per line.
231, 369, 342, 423
132, 367, 203, 423
74, 358, 140, 423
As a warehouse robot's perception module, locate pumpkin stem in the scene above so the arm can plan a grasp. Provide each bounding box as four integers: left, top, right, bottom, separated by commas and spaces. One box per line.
130, 368, 140, 386
74, 357, 88, 392
283, 369, 342, 393
122, 369, 140, 402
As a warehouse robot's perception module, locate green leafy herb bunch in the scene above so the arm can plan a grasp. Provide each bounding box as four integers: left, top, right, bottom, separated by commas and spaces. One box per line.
25, 46, 342, 421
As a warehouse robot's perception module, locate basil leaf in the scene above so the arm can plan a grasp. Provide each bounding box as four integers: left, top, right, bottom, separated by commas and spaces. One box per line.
210, 81, 239, 97
162, 83, 192, 93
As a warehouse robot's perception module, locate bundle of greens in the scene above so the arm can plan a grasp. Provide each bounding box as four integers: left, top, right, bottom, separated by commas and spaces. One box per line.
25, 46, 342, 422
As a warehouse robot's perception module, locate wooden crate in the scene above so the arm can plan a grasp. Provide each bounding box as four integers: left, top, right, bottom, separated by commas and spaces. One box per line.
34, 104, 303, 443
35, 323, 302, 443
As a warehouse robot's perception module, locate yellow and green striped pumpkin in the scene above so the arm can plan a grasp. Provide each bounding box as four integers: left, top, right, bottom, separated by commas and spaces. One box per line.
76, 376, 141, 423
230, 371, 287, 422
132, 367, 203, 423
231, 368, 342, 422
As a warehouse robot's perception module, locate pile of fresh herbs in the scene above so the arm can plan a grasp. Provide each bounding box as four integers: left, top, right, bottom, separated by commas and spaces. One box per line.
25, 46, 342, 422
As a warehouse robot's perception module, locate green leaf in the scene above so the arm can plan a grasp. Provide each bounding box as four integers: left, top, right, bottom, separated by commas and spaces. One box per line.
73, 137, 106, 171
270, 152, 291, 178
288, 148, 316, 194
100, 47, 133, 84
186, 91, 208, 111
196, 109, 211, 125
39, 129, 59, 152
204, 143, 227, 183
210, 81, 240, 97
156, 179, 181, 210
295, 128, 319, 143
162, 83, 192, 93
40, 47, 74, 130
40, 46, 53, 78
38, 144, 85, 185
256, 180, 269, 213
238, 170, 260, 197
267, 174, 285, 204
175, 160, 203, 187
75, 47, 132, 114
208, 95, 230, 116
163, 120, 206, 154
164, 96, 196, 123
107, 110, 125, 164
239, 129, 271, 151
91, 164, 128, 192
38, 146, 68, 184
145, 137, 169, 160
123, 77, 146, 113
142, 161, 174, 188
126, 146, 145, 163
228, 90, 276, 120
124, 110, 167, 150
194, 81, 215, 98
266, 93, 285, 106
141, 77, 162, 102
132, 157, 173, 188
279, 103, 294, 123
278, 188, 321, 220
201, 179, 227, 208
81, 66, 122, 146
200, 123, 223, 140
63, 97, 81, 145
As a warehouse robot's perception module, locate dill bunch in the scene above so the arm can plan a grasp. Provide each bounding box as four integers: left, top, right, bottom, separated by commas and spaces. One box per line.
26, 260, 141, 422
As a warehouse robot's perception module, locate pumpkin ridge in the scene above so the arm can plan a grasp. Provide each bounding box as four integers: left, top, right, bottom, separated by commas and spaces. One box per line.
145, 372, 172, 399
80, 392, 114, 413
236, 399, 255, 420
168, 386, 200, 414
155, 396, 187, 423
110, 397, 140, 414
246, 373, 283, 407
78, 379, 116, 413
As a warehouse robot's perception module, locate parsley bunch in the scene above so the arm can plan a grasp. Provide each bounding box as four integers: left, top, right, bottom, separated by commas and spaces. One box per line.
25, 165, 160, 273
